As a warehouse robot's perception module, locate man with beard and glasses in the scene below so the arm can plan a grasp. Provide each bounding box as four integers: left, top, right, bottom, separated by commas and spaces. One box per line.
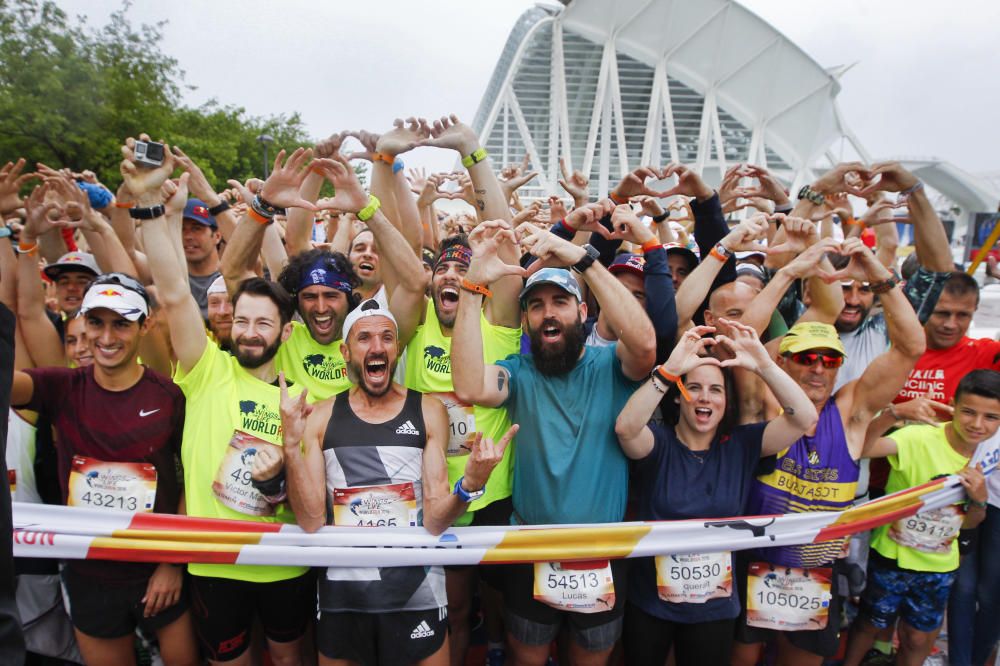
134, 143, 315, 665
451, 224, 656, 666
222, 150, 427, 404
277, 299, 516, 666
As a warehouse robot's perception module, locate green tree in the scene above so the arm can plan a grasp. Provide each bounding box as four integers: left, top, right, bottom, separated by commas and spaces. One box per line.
0, 0, 311, 190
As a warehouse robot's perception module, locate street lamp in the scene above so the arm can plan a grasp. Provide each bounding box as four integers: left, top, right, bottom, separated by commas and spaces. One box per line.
257, 134, 274, 178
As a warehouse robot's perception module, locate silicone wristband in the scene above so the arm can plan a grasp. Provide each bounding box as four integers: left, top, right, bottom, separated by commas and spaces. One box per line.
357, 194, 381, 222
461, 147, 488, 169
247, 208, 271, 225
640, 239, 662, 253
114, 201, 135, 209
372, 152, 394, 165
655, 366, 692, 402
460, 278, 492, 299
609, 191, 627, 205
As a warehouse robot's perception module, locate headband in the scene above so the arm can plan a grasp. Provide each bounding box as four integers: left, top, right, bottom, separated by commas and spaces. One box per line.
298, 261, 353, 294
434, 245, 472, 270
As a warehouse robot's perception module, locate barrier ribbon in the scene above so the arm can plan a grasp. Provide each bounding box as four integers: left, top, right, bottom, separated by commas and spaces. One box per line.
9, 472, 976, 567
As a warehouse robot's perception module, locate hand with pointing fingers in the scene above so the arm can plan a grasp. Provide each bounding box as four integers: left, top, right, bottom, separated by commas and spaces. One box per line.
278, 372, 312, 449
461, 424, 519, 492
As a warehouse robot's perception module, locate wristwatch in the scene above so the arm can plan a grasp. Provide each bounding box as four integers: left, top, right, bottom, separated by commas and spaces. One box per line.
453, 477, 486, 503
712, 243, 733, 260
128, 204, 165, 220
797, 185, 825, 206
869, 272, 900, 295
571, 243, 600, 274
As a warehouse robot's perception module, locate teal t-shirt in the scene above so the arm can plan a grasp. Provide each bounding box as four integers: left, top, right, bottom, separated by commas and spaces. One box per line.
497, 344, 638, 525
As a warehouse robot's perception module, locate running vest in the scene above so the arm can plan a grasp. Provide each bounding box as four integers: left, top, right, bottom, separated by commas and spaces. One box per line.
748, 399, 860, 568
318, 389, 446, 613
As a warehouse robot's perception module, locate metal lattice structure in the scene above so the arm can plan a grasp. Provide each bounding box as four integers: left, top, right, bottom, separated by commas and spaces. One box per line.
471, 0, 999, 222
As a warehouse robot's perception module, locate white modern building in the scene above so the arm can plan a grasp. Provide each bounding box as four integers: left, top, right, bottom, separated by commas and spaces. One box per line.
472, 0, 998, 228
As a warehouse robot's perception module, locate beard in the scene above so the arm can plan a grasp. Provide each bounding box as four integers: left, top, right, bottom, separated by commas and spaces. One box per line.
234, 334, 281, 369
346, 352, 398, 397
528, 316, 586, 377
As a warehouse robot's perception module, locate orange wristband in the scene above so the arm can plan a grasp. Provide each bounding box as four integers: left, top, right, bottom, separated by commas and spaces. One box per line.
247, 208, 271, 225
460, 278, 492, 299
709, 246, 728, 262
114, 201, 135, 209
609, 191, 627, 205
656, 366, 692, 402
640, 239, 662, 253
371, 152, 394, 165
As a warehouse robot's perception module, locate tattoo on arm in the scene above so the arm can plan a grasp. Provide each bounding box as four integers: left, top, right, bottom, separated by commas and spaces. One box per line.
497, 369, 507, 392
784, 406, 795, 416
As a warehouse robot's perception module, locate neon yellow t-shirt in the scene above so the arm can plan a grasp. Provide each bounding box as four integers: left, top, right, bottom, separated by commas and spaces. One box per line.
174, 341, 307, 582
405, 299, 520, 523
872, 423, 970, 572
275, 321, 351, 402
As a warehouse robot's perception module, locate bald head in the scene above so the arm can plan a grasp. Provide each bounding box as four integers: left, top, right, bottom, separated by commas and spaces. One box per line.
706, 281, 759, 324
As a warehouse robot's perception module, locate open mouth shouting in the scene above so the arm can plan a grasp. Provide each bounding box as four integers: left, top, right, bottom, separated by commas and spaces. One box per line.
362, 353, 390, 390
693, 406, 713, 425
310, 312, 336, 338
540, 318, 564, 345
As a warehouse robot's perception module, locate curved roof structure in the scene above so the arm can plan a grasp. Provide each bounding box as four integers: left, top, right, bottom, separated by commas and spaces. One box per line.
471, 0, 999, 221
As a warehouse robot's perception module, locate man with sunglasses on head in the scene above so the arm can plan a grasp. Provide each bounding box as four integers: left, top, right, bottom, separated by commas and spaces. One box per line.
731, 237, 926, 666
9, 273, 197, 666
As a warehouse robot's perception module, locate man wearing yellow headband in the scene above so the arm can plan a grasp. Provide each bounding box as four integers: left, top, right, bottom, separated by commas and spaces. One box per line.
733, 237, 927, 666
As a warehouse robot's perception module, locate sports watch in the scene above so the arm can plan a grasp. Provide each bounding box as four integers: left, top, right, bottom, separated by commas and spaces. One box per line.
453, 477, 486, 503
572, 243, 600, 274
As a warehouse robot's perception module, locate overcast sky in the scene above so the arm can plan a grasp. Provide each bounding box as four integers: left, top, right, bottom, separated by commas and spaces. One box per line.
53, 0, 1000, 175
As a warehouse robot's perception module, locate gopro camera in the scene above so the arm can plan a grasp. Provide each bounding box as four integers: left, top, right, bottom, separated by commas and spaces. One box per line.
134, 140, 165, 168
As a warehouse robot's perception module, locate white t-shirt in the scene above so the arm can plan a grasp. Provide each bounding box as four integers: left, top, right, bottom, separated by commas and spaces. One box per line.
971, 430, 1000, 509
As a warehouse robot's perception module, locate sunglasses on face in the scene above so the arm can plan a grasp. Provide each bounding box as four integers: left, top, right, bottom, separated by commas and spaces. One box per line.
787, 351, 844, 369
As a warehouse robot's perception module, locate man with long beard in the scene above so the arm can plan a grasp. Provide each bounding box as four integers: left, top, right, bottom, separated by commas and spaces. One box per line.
452, 225, 656, 666
277, 299, 515, 665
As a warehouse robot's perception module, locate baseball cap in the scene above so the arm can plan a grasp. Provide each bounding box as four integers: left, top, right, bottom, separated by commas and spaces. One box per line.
779, 321, 846, 357
663, 242, 698, 269
79, 274, 150, 322
206, 275, 228, 296
183, 198, 217, 229
342, 299, 397, 342
735, 245, 767, 261
518, 267, 582, 303
608, 253, 645, 277
43, 251, 100, 281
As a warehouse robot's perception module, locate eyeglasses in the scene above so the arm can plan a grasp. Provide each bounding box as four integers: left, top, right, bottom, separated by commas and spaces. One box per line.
787, 351, 844, 369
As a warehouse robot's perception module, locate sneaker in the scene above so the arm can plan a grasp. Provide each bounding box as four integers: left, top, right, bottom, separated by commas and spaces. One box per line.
486, 647, 505, 666
860, 648, 894, 666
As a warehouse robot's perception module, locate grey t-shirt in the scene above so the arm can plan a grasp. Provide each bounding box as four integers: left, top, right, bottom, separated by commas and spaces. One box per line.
189, 271, 221, 320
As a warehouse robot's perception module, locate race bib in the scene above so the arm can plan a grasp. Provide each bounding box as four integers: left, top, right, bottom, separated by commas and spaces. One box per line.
533, 560, 616, 614
746, 562, 832, 631
429, 392, 476, 457
655, 551, 733, 604
67, 456, 157, 513
332, 482, 418, 528
889, 505, 965, 554
212, 431, 279, 517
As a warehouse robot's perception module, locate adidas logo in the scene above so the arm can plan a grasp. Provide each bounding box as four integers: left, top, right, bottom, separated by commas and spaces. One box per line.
410, 620, 435, 639
396, 420, 419, 436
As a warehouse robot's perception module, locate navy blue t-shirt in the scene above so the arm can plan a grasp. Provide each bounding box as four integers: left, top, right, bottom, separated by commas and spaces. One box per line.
630, 421, 766, 623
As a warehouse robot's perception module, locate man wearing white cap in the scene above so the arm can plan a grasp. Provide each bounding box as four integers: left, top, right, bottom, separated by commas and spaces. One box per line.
9, 274, 196, 665
205, 275, 233, 350
278, 298, 515, 665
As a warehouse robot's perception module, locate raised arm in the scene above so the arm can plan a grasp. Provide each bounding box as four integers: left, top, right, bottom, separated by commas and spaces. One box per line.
675, 215, 769, 327
714, 319, 818, 455
834, 238, 926, 440
859, 162, 952, 272
171, 146, 238, 242
16, 184, 66, 367
417, 115, 523, 327
278, 375, 327, 533
453, 225, 528, 407
314, 154, 428, 345
221, 149, 317, 293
